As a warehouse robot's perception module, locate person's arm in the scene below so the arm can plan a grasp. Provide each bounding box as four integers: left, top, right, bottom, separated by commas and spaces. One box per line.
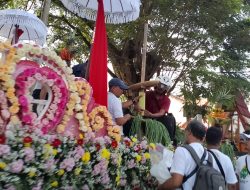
158, 173, 183, 190
144, 109, 165, 118
228, 184, 237, 190
158, 147, 186, 190
122, 96, 141, 109
122, 100, 134, 109
235, 174, 239, 190
115, 114, 132, 126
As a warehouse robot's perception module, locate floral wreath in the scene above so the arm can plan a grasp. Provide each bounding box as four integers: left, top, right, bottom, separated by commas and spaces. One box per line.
15, 65, 69, 134
0, 43, 121, 139
14, 44, 78, 131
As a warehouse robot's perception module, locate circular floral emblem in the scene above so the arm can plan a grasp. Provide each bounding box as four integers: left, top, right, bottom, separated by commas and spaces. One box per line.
15, 62, 69, 133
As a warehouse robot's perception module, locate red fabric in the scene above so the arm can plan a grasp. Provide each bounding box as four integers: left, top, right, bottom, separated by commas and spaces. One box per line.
12, 27, 23, 44
145, 91, 171, 113
235, 92, 250, 130
89, 0, 107, 107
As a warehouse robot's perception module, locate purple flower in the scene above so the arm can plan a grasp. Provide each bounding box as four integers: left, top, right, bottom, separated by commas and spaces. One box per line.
111, 154, 118, 164
104, 136, 112, 144
32, 186, 42, 190
0, 145, 10, 156
64, 186, 73, 190
93, 164, 101, 175
10, 159, 24, 173
74, 146, 84, 160
24, 147, 35, 162
31, 180, 43, 190
60, 158, 75, 171
45, 159, 55, 171
101, 173, 110, 185
120, 178, 127, 186
82, 185, 89, 190
4, 184, 16, 190
128, 159, 136, 169
140, 140, 148, 149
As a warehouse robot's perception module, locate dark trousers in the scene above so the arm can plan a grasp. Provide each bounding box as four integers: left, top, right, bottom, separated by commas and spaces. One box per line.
155, 113, 176, 142
123, 108, 176, 142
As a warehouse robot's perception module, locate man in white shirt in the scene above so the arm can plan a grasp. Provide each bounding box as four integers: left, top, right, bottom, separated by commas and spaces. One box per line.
206, 127, 237, 190
108, 78, 133, 128
158, 120, 207, 190
235, 130, 250, 190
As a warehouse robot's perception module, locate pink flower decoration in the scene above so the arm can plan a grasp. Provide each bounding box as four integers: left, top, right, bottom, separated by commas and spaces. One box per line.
45, 159, 55, 171
22, 115, 32, 125
55, 79, 62, 86
47, 72, 57, 79
1, 109, 10, 119
24, 147, 35, 162
10, 159, 24, 173
41, 127, 48, 135
0, 144, 10, 156
19, 96, 28, 107
47, 79, 54, 86
82, 185, 90, 190
50, 104, 58, 111
42, 118, 49, 125
34, 73, 43, 81
60, 158, 75, 172
74, 146, 84, 160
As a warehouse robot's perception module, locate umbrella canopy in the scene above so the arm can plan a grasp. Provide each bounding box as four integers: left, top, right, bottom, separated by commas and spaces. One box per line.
60, 0, 140, 24
0, 9, 48, 45
60, 0, 141, 108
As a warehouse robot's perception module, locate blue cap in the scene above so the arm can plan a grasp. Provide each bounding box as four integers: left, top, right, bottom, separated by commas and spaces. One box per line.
109, 78, 128, 90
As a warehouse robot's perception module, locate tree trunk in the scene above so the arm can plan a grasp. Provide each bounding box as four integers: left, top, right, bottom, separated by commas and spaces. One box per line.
41, 0, 51, 25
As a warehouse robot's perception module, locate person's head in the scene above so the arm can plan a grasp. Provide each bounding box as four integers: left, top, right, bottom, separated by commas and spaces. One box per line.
185, 120, 206, 144
109, 78, 128, 98
155, 75, 172, 95
242, 130, 250, 153
206, 127, 223, 147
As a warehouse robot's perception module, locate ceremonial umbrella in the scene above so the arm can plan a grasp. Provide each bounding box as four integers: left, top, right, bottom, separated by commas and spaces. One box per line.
60, 0, 140, 106
0, 9, 47, 45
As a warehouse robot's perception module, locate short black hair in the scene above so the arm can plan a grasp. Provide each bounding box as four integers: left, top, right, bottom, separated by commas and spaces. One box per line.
206, 127, 223, 146
186, 120, 206, 140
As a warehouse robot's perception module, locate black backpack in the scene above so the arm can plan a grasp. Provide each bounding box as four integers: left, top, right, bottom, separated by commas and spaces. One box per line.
182, 145, 226, 190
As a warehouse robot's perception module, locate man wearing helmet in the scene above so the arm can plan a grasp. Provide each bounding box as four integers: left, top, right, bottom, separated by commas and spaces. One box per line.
144, 75, 176, 142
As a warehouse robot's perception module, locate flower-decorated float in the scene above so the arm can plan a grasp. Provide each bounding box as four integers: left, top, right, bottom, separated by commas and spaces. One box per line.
0, 42, 157, 190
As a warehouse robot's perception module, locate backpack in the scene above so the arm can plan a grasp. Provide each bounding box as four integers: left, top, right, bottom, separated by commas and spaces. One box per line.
182, 145, 226, 190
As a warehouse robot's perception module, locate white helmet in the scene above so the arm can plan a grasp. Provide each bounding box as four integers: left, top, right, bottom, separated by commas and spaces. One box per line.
156, 75, 172, 87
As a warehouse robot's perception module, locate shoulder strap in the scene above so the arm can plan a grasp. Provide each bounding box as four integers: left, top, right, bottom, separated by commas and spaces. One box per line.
245, 156, 250, 175
183, 144, 203, 166
208, 150, 225, 178
182, 145, 206, 183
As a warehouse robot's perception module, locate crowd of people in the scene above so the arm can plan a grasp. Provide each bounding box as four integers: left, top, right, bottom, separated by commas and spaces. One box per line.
106, 75, 250, 190
58, 51, 250, 190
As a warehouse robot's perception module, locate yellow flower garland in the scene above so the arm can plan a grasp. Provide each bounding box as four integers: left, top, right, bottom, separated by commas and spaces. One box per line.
0, 42, 20, 125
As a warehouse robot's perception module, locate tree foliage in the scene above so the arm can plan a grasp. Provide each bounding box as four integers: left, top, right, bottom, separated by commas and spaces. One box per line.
1, 0, 250, 115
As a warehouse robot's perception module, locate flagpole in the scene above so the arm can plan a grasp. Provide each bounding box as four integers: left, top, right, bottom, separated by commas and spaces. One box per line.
139, 22, 148, 113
